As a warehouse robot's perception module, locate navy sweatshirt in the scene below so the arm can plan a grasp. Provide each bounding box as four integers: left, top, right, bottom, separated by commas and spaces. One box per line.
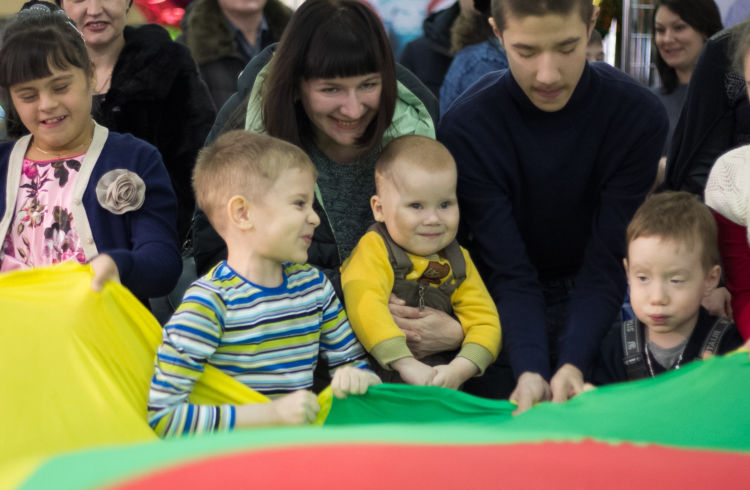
438, 62, 668, 379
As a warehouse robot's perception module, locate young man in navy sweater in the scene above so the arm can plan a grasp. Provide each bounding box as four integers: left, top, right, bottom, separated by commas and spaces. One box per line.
438, 0, 668, 413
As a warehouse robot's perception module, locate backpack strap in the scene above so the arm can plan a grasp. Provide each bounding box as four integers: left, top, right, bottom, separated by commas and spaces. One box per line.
621, 318, 649, 380
700, 317, 734, 356
368, 222, 413, 280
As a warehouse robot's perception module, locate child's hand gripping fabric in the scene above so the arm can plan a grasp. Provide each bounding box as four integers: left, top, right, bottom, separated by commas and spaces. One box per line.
90, 254, 121, 291
430, 357, 479, 390
235, 390, 320, 428
391, 357, 436, 385
331, 366, 382, 398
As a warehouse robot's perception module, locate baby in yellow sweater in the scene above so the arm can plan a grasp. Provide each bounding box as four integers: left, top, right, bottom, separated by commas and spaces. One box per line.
341, 135, 501, 389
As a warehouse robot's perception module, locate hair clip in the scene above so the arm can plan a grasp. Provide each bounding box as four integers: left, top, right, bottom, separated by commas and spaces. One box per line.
20, 0, 83, 37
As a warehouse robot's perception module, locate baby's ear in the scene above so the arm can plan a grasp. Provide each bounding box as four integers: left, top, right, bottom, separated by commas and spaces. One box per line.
227, 195, 254, 230
704, 264, 722, 294
370, 194, 385, 222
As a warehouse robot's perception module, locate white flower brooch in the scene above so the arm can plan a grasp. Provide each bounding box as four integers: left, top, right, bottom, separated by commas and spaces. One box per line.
95, 169, 146, 215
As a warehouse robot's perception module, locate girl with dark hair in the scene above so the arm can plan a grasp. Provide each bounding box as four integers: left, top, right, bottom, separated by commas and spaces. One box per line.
652, 0, 722, 154
0, 5, 181, 302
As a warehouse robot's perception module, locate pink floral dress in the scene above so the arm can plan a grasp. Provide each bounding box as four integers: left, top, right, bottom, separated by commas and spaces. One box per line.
0, 155, 88, 272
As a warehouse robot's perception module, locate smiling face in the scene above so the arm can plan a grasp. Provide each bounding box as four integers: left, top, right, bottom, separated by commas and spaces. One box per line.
217, 0, 266, 18
10, 64, 94, 155
654, 6, 706, 81
372, 161, 459, 257
251, 167, 321, 265
60, 0, 129, 51
626, 235, 720, 342
493, 9, 593, 112
299, 73, 382, 162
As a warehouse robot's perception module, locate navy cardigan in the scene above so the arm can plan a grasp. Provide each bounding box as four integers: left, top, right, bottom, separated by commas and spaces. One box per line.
0, 124, 181, 301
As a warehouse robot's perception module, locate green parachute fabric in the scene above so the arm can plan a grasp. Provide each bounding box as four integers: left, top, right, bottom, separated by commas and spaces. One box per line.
3, 264, 750, 488
19, 354, 750, 489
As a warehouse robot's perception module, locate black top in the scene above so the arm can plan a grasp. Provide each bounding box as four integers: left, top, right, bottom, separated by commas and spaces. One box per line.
662, 23, 750, 196
591, 308, 744, 385
95, 24, 215, 241
398, 3, 458, 98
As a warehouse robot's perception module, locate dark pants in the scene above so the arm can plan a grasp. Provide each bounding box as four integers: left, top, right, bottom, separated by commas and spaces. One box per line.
463, 277, 574, 400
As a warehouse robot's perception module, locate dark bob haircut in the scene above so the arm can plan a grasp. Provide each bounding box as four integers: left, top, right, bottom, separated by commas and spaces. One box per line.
0, 3, 91, 137
490, 0, 594, 33
653, 0, 722, 94
261, 0, 397, 155
0, 5, 91, 88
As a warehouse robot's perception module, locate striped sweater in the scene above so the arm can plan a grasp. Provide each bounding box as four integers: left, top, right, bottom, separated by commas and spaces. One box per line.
148, 261, 368, 437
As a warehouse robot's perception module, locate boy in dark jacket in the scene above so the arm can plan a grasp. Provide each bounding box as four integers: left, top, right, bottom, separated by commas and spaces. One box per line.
591, 192, 743, 385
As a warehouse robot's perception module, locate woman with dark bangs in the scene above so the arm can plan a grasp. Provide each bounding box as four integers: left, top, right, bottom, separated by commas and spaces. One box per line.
196, 0, 436, 274
652, 0, 722, 156
193, 0, 464, 369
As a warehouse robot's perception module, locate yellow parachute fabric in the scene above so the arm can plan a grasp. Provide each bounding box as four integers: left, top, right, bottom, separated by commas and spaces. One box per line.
0, 263, 332, 487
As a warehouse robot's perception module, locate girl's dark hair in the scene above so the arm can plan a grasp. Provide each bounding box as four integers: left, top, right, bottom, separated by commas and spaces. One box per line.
653, 0, 722, 94
262, 0, 397, 155
0, 5, 91, 88
0, 3, 91, 137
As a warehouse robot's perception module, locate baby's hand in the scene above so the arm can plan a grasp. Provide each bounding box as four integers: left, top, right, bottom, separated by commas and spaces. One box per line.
331, 366, 381, 398
391, 357, 436, 385
270, 390, 320, 426
430, 357, 478, 390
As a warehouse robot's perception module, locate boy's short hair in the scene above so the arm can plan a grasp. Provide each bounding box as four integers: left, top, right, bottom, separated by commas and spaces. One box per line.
193, 130, 316, 230
626, 191, 720, 271
375, 135, 455, 193
490, 0, 594, 32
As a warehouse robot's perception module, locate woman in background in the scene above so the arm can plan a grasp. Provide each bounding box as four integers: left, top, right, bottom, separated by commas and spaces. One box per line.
56, 0, 215, 241
652, 0, 722, 155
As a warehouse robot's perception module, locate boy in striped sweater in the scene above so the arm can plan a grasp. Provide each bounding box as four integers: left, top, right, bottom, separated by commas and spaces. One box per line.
148, 131, 379, 437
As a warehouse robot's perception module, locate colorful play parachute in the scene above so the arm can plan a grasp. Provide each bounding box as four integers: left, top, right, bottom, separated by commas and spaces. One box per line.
2, 264, 749, 488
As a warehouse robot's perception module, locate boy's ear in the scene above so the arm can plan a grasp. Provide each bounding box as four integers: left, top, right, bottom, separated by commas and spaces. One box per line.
370, 194, 385, 223
588, 7, 601, 39
227, 195, 254, 230
703, 264, 722, 296
488, 17, 503, 46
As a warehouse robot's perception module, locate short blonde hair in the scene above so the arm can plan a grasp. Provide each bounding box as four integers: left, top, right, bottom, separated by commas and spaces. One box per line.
375, 135, 455, 193
193, 130, 316, 230
626, 191, 720, 271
